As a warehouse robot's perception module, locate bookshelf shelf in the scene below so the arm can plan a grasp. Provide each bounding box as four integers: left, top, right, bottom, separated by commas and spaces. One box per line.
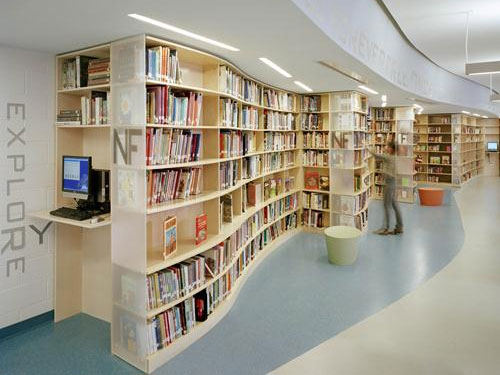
57, 83, 110, 94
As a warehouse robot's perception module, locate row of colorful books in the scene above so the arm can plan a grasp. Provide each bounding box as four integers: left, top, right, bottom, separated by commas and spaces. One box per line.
242, 156, 261, 180
146, 210, 299, 354
147, 86, 203, 126
220, 160, 238, 190
220, 99, 239, 128
146, 46, 181, 83
301, 114, 323, 130
373, 121, 393, 132
302, 95, 321, 112
147, 168, 202, 205
373, 108, 394, 121
146, 128, 202, 165
302, 209, 325, 228
60, 56, 109, 89
220, 130, 243, 158
242, 106, 259, 129
330, 149, 366, 168
263, 132, 296, 151
219, 65, 261, 104
263, 110, 295, 131
303, 131, 329, 148
302, 191, 329, 210
56, 91, 109, 125
147, 256, 206, 310
262, 89, 296, 112
302, 150, 329, 167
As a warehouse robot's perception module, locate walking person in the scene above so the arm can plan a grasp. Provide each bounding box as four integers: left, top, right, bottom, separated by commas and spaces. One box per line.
368, 140, 403, 235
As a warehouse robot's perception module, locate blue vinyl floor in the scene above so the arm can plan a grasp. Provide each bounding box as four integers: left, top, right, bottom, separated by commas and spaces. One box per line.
0, 193, 464, 375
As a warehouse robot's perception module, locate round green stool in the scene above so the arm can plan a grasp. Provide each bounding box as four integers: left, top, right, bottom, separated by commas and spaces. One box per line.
324, 226, 362, 265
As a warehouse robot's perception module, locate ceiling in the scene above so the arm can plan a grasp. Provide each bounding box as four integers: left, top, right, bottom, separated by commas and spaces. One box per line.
0, 0, 498, 116
384, 0, 500, 91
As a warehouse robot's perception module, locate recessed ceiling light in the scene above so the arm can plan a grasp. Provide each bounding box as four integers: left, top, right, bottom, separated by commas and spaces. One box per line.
472, 113, 481, 117
381, 102, 387, 107
128, 14, 240, 51
294, 81, 313, 92
259, 58, 292, 78
465, 61, 500, 75
461, 110, 471, 114
358, 85, 378, 95
381, 94, 387, 102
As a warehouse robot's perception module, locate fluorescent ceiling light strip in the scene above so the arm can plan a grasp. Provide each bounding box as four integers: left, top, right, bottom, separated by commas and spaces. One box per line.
461, 110, 471, 114
128, 13, 240, 51
259, 58, 292, 78
357, 85, 378, 95
481, 115, 488, 118
472, 113, 481, 117
413, 103, 423, 109
294, 81, 313, 92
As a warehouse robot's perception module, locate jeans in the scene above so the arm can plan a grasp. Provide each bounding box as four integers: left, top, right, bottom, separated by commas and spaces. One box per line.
383, 180, 403, 230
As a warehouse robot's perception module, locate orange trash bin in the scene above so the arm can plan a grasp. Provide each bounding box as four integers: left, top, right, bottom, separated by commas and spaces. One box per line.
418, 187, 444, 206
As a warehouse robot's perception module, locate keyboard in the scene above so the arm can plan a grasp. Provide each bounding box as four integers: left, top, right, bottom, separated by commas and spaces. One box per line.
50, 207, 93, 221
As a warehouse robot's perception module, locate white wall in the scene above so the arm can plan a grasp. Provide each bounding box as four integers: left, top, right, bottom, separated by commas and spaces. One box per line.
0, 45, 55, 329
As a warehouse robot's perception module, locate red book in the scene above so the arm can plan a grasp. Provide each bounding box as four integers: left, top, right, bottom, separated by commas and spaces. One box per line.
305, 171, 319, 190
195, 213, 207, 245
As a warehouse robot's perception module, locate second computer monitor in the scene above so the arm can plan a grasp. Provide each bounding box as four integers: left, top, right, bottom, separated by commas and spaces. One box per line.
62, 155, 92, 200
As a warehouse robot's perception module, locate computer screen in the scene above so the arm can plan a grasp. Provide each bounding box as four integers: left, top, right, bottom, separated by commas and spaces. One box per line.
487, 142, 498, 152
62, 156, 92, 199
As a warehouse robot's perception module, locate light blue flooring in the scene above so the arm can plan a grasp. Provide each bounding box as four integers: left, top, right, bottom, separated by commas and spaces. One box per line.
0, 193, 464, 375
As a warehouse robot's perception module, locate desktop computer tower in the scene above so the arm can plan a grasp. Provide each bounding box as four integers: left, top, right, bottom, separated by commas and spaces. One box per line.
92, 169, 110, 213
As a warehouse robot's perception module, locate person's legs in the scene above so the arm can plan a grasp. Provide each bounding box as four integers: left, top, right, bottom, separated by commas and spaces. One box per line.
391, 193, 403, 233
374, 184, 392, 234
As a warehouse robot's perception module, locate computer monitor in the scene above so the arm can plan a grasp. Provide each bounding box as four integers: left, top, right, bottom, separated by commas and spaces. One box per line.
487, 141, 498, 152
62, 156, 92, 200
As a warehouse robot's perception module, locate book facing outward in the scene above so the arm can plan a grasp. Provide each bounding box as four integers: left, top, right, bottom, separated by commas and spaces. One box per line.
305, 171, 319, 190
195, 213, 207, 245
163, 216, 177, 260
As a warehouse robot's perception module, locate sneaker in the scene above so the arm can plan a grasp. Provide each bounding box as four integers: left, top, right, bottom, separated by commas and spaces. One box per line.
391, 227, 404, 235
374, 228, 390, 235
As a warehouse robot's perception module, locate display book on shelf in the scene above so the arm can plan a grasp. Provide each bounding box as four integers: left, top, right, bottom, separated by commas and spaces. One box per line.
370, 106, 416, 203
108, 34, 303, 374
414, 113, 484, 186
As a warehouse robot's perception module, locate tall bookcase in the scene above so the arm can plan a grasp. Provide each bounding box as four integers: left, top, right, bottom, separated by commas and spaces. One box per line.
300, 93, 331, 231
415, 113, 484, 186
330, 91, 370, 231
110, 35, 303, 373
371, 106, 416, 203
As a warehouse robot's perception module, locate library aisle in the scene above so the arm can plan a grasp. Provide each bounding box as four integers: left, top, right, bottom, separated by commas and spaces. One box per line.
271, 176, 500, 375
0, 192, 464, 375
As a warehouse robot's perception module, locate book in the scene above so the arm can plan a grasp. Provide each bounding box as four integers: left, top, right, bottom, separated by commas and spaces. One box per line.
195, 213, 207, 245
305, 171, 319, 190
320, 176, 329, 191
247, 182, 262, 206
163, 216, 177, 260
221, 194, 233, 223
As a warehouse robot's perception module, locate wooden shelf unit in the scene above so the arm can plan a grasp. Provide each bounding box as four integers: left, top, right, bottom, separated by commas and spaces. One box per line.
415, 113, 484, 185
370, 107, 416, 202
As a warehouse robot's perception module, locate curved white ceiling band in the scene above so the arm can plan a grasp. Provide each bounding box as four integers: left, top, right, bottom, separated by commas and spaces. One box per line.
292, 0, 500, 116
